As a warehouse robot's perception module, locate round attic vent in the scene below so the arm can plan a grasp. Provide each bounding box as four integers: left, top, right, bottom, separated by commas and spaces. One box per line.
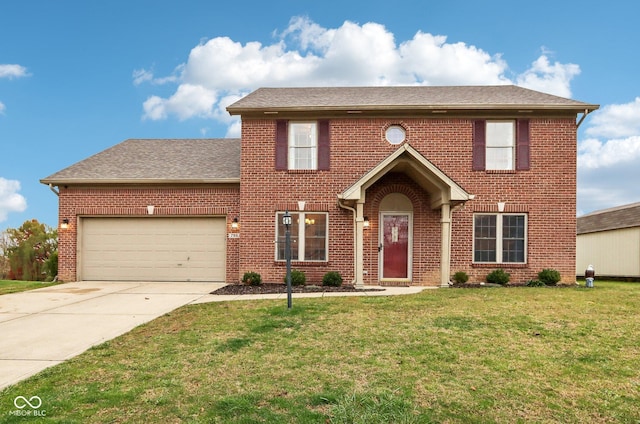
385, 125, 406, 145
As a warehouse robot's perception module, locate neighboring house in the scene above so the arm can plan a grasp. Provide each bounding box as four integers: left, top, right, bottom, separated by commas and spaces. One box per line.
42, 85, 598, 286
577, 202, 640, 278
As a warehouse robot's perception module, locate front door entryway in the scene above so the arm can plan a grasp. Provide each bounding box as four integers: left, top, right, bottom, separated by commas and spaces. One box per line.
381, 214, 410, 279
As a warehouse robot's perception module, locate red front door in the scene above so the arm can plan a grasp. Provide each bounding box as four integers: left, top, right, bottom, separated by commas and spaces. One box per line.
381, 214, 409, 279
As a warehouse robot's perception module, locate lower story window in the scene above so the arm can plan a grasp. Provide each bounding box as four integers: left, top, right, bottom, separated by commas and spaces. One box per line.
276, 212, 328, 261
474, 213, 526, 263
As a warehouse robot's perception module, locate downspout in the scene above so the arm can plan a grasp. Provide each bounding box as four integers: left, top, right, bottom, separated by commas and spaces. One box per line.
48, 183, 59, 196
337, 198, 358, 286
576, 108, 592, 129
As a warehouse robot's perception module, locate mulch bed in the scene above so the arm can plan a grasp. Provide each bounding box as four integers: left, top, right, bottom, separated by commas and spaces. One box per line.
450, 283, 578, 288
211, 283, 385, 295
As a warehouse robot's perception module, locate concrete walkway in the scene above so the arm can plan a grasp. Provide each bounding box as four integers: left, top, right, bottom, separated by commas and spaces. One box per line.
0, 282, 428, 390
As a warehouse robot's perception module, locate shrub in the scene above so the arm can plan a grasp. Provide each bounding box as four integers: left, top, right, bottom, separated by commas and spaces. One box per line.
526, 279, 546, 287
241, 271, 262, 286
452, 271, 469, 284
322, 271, 343, 287
486, 269, 510, 285
284, 269, 306, 286
44, 251, 58, 281
538, 268, 561, 286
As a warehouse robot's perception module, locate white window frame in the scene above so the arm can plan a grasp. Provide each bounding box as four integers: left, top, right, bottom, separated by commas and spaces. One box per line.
275, 212, 328, 262
486, 120, 515, 170
473, 213, 527, 264
288, 122, 318, 170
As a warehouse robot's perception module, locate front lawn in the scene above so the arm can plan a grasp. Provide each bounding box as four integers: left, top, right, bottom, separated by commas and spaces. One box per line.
0, 280, 60, 296
1, 282, 638, 423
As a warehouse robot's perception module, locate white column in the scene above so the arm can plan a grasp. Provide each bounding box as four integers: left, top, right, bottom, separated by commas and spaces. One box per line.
355, 201, 365, 288
440, 203, 452, 287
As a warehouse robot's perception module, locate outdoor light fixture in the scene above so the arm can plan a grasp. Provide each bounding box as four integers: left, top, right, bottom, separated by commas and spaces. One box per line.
283, 210, 293, 309
363, 217, 370, 228
231, 217, 239, 229
282, 210, 293, 227
60, 219, 69, 229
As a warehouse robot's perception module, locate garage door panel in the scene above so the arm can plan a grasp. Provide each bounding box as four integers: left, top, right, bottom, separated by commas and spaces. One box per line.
81, 217, 226, 282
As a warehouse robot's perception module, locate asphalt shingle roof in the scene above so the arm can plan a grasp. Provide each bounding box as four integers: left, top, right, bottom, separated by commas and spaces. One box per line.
577, 202, 640, 234
41, 138, 241, 184
227, 85, 598, 114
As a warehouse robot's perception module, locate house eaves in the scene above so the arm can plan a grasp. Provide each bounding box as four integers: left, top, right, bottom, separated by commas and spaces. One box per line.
227, 86, 599, 116
40, 178, 241, 186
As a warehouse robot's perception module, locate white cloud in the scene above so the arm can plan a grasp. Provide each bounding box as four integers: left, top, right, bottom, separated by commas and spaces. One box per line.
182, 36, 318, 90
132, 68, 154, 86
133, 68, 179, 86
143, 84, 218, 121
578, 136, 640, 169
226, 120, 242, 138
516, 55, 579, 98
0, 64, 28, 79
138, 17, 578, 123
577, 98, 640, 214
0, 178, 27, 222
0, 64, 29, 114
585, 97, 640, 138
397, 32, 509, 86
578, 159, 640, 215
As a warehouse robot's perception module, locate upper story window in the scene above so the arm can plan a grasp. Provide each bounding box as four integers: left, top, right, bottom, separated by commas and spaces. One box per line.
486, 121, 515, 170
275, 120, 330, 171
473, 119, 530, 172
289, 122, 317, 170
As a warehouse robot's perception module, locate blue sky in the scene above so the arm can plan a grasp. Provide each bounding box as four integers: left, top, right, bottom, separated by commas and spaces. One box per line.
1, 0, 639, 231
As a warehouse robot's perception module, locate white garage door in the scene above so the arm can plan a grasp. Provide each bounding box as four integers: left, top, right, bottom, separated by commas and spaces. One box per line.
81, 217, 226, 282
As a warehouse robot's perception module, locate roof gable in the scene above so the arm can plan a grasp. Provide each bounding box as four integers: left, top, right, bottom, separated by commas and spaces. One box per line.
41, 138, 241, 185
339, 143, 472, 209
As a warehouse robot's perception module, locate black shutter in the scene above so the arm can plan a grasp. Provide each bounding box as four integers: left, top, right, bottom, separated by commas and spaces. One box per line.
275, 120, 288, 170
516, 119, 530, 171
472, 120, 486, 171
317, 120, 330, 170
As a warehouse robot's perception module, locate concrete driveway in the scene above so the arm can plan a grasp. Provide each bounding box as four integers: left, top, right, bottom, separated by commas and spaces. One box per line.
0, 281, 223, 390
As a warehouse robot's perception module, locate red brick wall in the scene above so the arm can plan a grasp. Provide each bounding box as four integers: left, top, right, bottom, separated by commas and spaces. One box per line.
239, 117, 577, 285
56, 185, 240, 282
57, 116, 577, 286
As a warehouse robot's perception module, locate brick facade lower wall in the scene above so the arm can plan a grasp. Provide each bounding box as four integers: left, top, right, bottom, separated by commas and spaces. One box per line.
57, 185, 240, 282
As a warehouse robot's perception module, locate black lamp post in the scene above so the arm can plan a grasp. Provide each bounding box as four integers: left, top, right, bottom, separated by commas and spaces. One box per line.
283, 210, 293, 309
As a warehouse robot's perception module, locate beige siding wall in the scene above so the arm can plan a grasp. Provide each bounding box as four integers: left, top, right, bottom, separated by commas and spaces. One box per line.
577, 227, 640, 277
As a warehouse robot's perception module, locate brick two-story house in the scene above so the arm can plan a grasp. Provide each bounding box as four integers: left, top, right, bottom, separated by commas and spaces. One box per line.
42, 85, 598, 286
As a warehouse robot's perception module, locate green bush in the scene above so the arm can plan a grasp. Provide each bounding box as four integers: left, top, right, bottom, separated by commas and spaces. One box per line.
526, 279, 546, 287
452, 271, 469, 284
538, 268, 561, 286
284, 269, 306, 286
241, 271, 262, 286
486, 269, 510, 285
44, 251, 58, 281
322, 271, 343, 287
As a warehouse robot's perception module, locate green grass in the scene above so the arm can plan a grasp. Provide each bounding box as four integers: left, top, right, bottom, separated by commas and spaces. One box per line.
0, 280, 60, 295
1, 282, 639, 423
